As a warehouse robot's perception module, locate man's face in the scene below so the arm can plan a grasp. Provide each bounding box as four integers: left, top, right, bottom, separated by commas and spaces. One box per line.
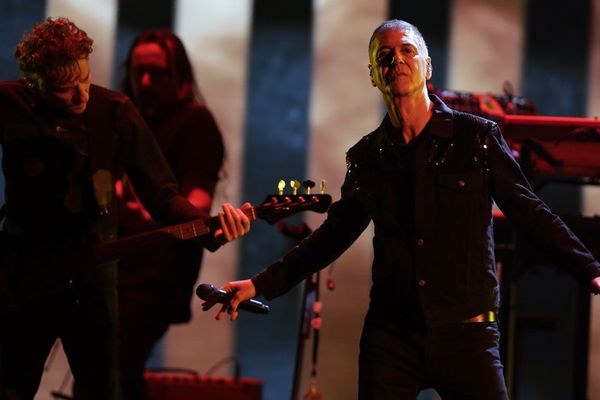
368, 29, 431, 99
129, 42, 178, 116
40, 58, 92, 115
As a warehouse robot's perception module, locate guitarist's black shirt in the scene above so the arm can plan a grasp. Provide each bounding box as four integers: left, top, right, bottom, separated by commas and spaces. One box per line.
0, 81, 205, 254
2, 110, 98, 250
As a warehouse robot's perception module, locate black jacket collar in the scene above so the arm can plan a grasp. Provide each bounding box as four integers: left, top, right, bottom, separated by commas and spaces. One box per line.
378, 93, 454, 142
428, 94, 454, 138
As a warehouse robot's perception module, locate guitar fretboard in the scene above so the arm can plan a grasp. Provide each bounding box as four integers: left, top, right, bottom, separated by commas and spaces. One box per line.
93, 207, 259, 263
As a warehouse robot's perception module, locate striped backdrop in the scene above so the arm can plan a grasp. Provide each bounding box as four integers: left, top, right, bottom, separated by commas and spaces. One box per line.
1, 1, 599, 399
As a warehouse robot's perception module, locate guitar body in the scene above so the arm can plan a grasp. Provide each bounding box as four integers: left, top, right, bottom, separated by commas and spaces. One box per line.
0, 232, 100, 315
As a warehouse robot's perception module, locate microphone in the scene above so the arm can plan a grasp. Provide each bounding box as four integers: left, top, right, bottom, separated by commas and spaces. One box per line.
196, 283, 270, 314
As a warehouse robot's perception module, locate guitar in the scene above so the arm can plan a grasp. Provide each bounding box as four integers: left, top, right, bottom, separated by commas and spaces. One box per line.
0, 193, 332, 314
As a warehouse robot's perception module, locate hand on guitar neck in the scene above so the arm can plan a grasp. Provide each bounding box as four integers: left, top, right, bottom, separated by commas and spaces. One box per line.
214, 203, 252, 245
116, 177, 251, 244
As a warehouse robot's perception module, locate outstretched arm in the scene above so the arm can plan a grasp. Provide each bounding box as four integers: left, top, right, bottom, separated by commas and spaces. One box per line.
489, 123, 600, 287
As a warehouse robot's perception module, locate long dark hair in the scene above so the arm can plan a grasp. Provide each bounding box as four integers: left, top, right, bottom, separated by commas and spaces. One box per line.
122, 29, 204, 105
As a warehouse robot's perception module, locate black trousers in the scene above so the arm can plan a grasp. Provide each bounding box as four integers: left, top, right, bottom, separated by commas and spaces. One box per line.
118, 283, 170, 400
359, 319, 509, 400
0, 267, 120, 400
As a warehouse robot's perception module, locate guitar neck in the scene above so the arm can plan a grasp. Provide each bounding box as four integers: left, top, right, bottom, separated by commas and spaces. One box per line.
88, 192, 332, 265
93, 206, 258, 264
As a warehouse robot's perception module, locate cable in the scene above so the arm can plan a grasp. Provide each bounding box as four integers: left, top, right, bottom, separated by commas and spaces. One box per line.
203, 356, 241, 380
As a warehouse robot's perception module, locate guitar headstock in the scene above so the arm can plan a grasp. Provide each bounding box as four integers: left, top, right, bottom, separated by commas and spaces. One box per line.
255, 179, 332, 224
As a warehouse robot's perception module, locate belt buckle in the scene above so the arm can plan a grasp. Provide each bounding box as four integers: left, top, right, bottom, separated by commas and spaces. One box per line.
462, 311, 497, 323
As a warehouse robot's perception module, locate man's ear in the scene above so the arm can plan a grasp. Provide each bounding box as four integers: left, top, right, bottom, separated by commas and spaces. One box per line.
26, 73, 44, 93
426, 58, 432, 80
368, 64, 376, 87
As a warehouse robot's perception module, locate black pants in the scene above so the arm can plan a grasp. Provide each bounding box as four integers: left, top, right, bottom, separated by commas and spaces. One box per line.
359, 319, 509, 400
118, 284, 170, 400
0, 267, 120, 400
117, 241, 202, 400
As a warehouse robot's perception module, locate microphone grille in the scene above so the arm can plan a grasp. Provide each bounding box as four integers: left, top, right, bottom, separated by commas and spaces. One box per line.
195, 283, 216, 301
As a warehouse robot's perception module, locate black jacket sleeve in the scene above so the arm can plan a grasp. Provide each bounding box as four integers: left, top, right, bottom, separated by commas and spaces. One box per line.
116, 98, 205, 225
489, 123, 600, 282
252, 154, 372, 300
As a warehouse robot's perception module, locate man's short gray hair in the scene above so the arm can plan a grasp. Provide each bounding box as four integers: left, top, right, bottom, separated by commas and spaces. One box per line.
368, 19, 429, 59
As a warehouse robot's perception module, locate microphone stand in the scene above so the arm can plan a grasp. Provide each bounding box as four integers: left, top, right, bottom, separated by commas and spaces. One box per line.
275, 221, 316, 400
291, 271, 316, 400
302, 272, 322, 400
277, 220, 325, 399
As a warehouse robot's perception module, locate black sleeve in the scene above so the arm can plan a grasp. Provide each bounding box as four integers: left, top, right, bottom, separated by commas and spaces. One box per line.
116, 99, 205, 225
169, 106, 224, 196
489, 123, 600, 282
252, 155, 372, 300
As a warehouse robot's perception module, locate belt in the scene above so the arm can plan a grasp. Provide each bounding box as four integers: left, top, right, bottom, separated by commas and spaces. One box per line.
462, 311, 497, 323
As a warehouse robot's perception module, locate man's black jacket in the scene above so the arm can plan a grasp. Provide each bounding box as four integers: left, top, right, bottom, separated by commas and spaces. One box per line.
253, 95, 600, 326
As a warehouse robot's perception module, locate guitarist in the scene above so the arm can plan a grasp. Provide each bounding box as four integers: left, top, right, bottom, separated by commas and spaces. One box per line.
117, 29, 227, 400
0, 17, 250, 400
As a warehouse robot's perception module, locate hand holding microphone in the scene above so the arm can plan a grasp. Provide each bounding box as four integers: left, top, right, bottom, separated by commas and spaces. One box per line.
197, 280, 268, 320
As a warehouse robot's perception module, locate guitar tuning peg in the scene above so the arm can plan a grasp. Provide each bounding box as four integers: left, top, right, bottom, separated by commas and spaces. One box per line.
278, 179, 285, 195
319, 179, 326, 194
290, 179, 301, 195
303, 180, 315, 194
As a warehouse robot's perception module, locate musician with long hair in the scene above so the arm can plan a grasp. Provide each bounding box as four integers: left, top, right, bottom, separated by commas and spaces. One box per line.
117, 29, 226, 400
